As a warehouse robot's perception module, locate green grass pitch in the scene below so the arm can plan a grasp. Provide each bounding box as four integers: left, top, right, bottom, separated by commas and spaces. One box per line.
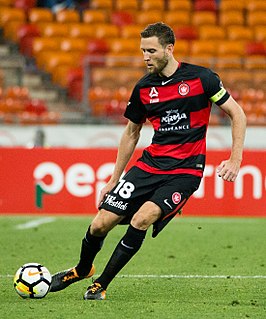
0, 215, 265, 319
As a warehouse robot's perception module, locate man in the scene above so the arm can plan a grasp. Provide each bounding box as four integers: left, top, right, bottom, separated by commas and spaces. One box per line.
50, 22, 246, 300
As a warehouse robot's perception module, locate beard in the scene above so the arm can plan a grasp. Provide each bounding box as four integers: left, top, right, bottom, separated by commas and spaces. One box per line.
147, 54, 168, 74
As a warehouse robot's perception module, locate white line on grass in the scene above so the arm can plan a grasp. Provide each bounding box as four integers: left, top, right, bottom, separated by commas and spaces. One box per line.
15, 217, 56, 230
2, 274, 266, 279
117, 274, 266, 279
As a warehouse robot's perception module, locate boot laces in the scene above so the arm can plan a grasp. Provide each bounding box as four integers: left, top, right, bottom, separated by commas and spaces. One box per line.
63, 269, 78, 282
90, 283, 102, 293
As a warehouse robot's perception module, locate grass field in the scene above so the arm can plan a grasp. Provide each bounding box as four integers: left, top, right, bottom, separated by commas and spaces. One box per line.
0, 215, 265, 319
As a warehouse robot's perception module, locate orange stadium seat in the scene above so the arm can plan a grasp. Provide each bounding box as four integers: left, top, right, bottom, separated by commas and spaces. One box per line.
199, 25, 226, 40
108, 38, 140, 54
115, 0, 139, 11
218, 70, 251, 89
192, 11, 217, 26
90, 0, 113, 10
0, 7, 26, 27
0, 0, 12, 6
189, 40, 216, 67
105, 52, 143, 68
55, 9, 80, 23
94, 23, 120, 39
41, 51, 80, 74
82, 9, 108, 24
163, 11, 191, 27
219, 11, 244, 27
60, 38, 88, 53
32, 37, 61, 58
112, 86, 132, 101
226, 26, 254, 41
219, 1, 245, 12
5, 86, 30, 100
140, 0, 165, 11
91, 67, 143, 89
167, 0, 192, 11
120, 24, 143, 39
3, 21, 25, 42
246, 0, 266, 12
174, 40, 190, 59
254, 26, 266, 42
52, 65, 78, 87
28, 8, 54, 24
68, 23, 96, 38
217, 40, 246, 56
216, 40, 245, 69
38, 22, 69, 37
91, 67, 117, 86
190, 40, 216, 56
135, 10, 164, 26
247, 12, 266, 27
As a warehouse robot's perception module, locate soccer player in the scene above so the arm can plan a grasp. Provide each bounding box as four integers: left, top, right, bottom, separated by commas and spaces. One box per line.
50, 22, 247, 300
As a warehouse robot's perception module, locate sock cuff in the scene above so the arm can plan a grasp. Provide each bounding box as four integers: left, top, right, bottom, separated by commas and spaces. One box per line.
84, 225, 106, 244
127, 224, 147, 238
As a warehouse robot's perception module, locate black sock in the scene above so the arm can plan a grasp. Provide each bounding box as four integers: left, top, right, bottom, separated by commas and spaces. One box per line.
95, 225, 147, 289
76, 226, 106, 276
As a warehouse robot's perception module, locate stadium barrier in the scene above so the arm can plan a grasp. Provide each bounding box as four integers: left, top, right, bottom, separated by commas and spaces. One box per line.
0, 148, 265, 217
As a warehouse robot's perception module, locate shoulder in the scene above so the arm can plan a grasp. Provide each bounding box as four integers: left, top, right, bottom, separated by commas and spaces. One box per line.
180, 62, 215, 79
134, 73, 159, 88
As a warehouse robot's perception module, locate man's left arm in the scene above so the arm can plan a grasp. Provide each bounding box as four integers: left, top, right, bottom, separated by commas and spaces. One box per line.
216, 95, 247, 182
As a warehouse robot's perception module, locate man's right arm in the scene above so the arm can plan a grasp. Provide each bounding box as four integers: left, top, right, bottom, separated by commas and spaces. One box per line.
98, 120, 143, 205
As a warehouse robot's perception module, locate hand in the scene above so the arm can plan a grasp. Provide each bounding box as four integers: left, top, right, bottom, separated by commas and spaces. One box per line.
97, 180, 117, 207
216, 159, 241, 182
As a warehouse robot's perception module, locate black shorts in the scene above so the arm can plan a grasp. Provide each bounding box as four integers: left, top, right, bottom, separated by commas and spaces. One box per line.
99, 166, 201, 237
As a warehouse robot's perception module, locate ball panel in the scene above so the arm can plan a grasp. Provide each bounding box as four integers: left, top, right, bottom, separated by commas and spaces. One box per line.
14, 281, 32, 299
13, 263, 52, 299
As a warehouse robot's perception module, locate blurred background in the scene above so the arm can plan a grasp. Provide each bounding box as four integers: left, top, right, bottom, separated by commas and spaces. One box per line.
0, 0, 265, 216
0, 0, 265, 132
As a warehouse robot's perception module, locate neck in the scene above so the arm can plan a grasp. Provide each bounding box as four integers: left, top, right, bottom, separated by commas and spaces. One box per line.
159, 59, 179, 77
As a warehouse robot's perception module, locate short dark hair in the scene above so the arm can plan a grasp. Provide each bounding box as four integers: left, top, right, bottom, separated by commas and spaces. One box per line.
140, 22, 176, 47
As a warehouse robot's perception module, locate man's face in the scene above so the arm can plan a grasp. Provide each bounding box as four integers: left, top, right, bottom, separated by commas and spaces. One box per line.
140, 36, 169, 74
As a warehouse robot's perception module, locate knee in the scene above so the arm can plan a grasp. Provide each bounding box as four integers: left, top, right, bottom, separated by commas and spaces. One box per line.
90, 209, 122, 236
131, 202, 162, 230
90, 219, 108, 237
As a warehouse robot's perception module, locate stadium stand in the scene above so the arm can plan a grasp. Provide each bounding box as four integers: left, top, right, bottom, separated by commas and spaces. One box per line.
82, 9, 108, 24
115, 0, 138, 12
28, 7, 54, 24
0, 0, 265, 125
55, 9, 80, 23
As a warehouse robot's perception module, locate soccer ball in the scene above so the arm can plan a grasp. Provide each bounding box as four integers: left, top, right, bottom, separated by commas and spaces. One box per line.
14, 263, 52, 299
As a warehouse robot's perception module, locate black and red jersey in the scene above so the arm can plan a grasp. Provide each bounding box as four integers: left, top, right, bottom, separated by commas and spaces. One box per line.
124, 62, 230, 177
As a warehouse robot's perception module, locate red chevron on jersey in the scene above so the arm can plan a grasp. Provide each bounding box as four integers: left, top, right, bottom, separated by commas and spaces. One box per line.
140, 78, 204, 105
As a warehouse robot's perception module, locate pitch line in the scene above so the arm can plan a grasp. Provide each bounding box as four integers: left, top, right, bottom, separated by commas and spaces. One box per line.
2, 274, 266, 279
117, 274, 266, 279
15, 217, 56, 230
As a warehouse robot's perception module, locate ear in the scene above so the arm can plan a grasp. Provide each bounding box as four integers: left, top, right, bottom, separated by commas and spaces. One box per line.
166, 43, 174, 55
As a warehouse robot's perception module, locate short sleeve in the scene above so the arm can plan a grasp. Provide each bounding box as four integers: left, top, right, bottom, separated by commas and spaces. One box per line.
206, 70, 230, 106
124, 85, 147, 124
